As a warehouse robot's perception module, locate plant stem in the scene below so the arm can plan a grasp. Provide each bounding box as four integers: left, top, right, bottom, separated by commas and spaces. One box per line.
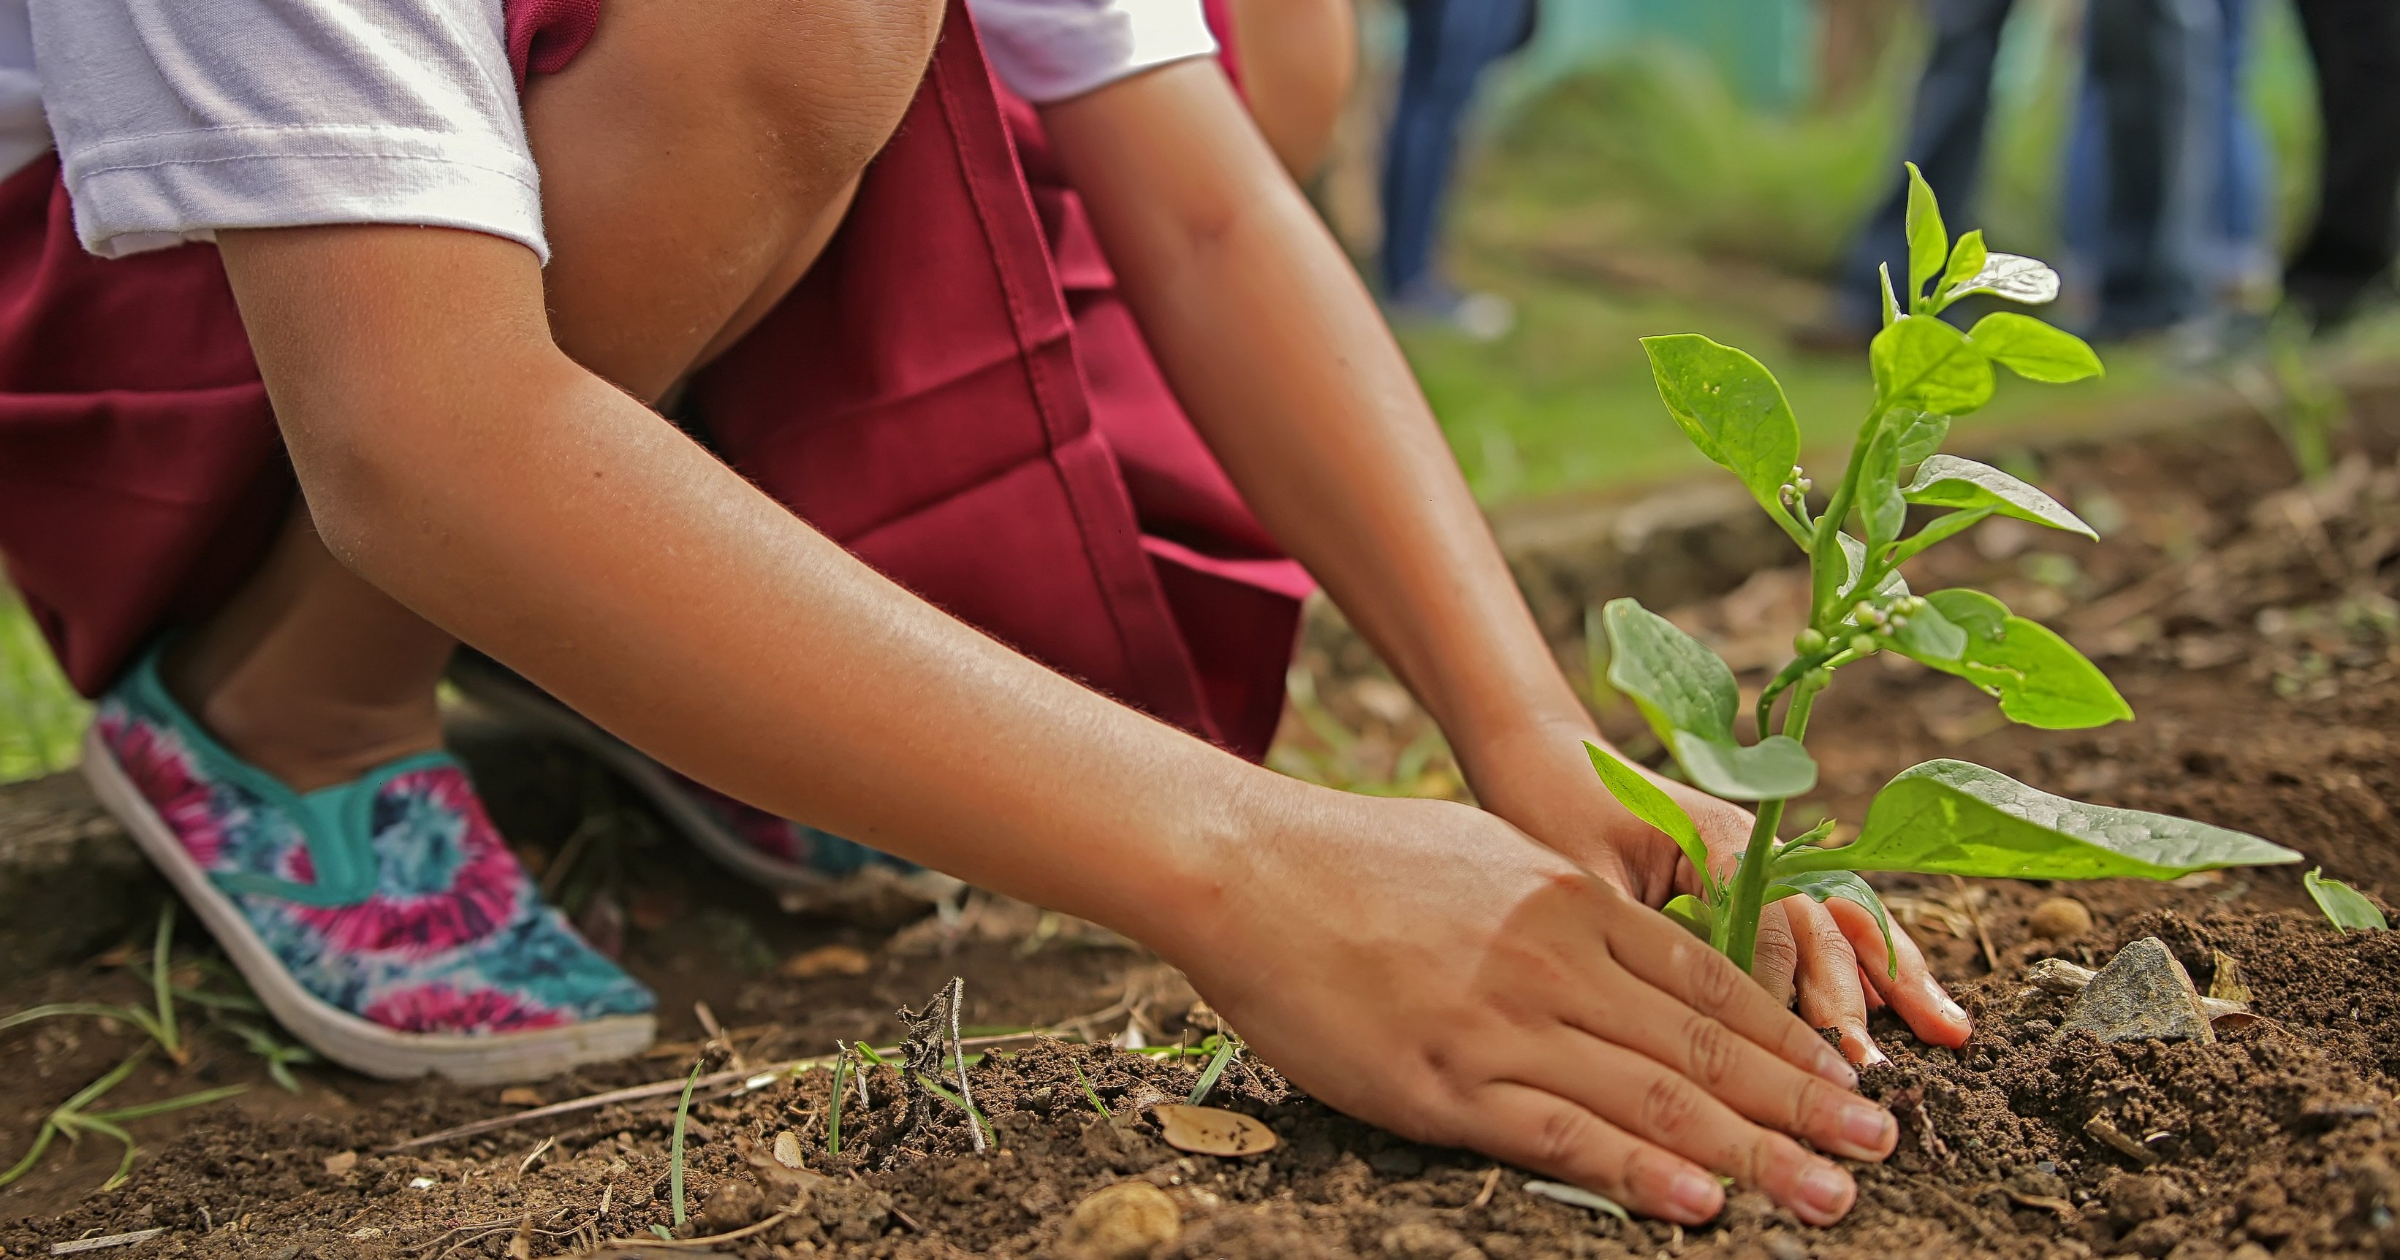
1721, 684, 1821, 974
1807, 401, 1894, 626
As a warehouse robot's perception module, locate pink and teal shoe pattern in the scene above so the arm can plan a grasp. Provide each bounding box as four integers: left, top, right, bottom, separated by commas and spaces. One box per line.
671, 773, 919, 880
94, 651, 655, 1039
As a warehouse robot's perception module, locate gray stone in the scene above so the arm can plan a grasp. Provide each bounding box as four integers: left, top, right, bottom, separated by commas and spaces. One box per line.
2060, 938, 2215, 1045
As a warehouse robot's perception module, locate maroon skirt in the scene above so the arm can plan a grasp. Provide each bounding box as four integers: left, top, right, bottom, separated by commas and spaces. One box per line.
0, 0, 1309, 761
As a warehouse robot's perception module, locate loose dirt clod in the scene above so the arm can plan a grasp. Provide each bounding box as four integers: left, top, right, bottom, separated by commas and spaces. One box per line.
1060, 1180, 1179, 1260
2059, 937, 2216, 1044
2029, 895, 2094, 942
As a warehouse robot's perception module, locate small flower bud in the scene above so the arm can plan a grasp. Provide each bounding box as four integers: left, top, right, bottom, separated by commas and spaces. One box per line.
1889, 614, 1910, 630
1850, 634, 1879, 656
1805, 667, 1834, 689
1793, 628, 1828, 656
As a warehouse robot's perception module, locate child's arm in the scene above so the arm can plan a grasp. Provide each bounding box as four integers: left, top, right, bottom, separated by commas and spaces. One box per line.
1035, 59, 1973, 1058
218, 222, 1889, 1227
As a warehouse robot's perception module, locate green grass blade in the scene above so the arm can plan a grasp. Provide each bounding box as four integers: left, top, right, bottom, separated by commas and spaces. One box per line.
1188, 1035, 1240, 1106
0, 1003, 158, 1035
89, 1084, 248, 1123
0, 1122, 59, 1189
151, 903, 180, 1059
669, 1058, 702, 1226
913, 1074, 996, 1145
827, 1048, 850, 1156
1072, 1063, 1111, 1118
59, 1050, 150, 1115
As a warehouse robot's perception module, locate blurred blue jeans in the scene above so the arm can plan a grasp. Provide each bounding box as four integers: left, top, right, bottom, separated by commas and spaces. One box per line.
1830, 0, 2018, 329
2064, 0, 2268, 338
1379, 0, 1538, 300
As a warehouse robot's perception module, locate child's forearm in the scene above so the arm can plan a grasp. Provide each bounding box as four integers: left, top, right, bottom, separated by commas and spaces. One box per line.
1040, 62, 1595, 775
216, 224, 1263, 952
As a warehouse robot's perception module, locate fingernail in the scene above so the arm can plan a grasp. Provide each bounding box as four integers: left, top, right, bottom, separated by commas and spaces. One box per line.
1859, 1038, 1891, 1068
1668, 1170, 1723, 1221
1840, 1102, 1894, 1153
1938, 996, 1969, 1024
1813, 1044, 1859, 1088
1799, 1164, 1854, 1219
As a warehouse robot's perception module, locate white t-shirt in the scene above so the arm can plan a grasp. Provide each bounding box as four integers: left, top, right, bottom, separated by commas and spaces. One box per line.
4, 0, 1215, 262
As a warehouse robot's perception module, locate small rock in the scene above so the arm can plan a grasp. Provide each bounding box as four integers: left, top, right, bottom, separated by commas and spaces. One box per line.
321, 1150, 358, 1175
698, 1180, 765, 1232
1061, 1181, 1181, 1260
2120, 1215, 2187, 1258
2009, 1165, 2069, 1201
2030, 897, 2094, 942
1379, 1220, 1477, 1260
2230, 1246, 2273, 1260
1764, 1232, 1810, 1260
498, 1086, 542, 1107
2060, 938, 2214, 1045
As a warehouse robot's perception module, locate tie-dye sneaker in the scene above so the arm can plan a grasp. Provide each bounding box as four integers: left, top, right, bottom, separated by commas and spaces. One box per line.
447, 653, 939, 899
80, 648, 656, 1085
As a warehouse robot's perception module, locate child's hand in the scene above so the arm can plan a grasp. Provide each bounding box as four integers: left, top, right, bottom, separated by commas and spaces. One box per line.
1166, 791, 1896, 1227
1457, 720, 1972, 1065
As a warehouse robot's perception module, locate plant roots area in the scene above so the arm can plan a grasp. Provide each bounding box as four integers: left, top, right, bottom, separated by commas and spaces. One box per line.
8, 413, 2400, 1258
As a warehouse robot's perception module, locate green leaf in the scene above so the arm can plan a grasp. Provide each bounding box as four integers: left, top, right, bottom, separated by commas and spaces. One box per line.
1585, 741, 1709, 874
2304, 868, 2388, 931
1903, 162, 1947, 307
1903, 455, 2095, 538
1603, 598, 1739, 745
1765, 870, 1897, 978
1890, 410, 1952, 468
1937, 229, 1988, 300
1879, 263, 1901, 329
1603, 599, 1819, 801
1860, 425, 1907, 553
1836, 533, 1910, 604
1967, 313, 2103, 383
1641, 335, 1804, 517
1871, 317, 1995, 415
1662, 893, 1714, 941
1885, 599, 1967, 662
1884, 505, 1994, 569
1670, 730, 1820, 802
1939, 251, 2061, 307
1920, 589, 2132, 728
1775, 760, 2301, 880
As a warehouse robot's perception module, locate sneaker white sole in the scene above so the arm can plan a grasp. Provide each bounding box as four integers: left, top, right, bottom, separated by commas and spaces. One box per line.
446, 658, 841, 894
81, 725, 656, 1086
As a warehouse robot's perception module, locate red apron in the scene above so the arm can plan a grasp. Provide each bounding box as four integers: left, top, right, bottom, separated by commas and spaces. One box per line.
0, 0, 1309, 761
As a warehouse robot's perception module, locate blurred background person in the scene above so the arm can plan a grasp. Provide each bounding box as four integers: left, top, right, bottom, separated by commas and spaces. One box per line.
1792, 0, 2018, 351
2062, 0, 2272, 347
1378, 0, 1539, 339
2281, 0, 2400, 330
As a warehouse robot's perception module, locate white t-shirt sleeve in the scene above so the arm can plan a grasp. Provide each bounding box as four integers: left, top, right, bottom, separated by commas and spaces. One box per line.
968, 0, 1218, 104
28, 0, 546, 261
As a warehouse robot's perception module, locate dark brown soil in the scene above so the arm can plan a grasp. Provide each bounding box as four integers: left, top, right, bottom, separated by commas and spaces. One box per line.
7, 408, 2400, 1259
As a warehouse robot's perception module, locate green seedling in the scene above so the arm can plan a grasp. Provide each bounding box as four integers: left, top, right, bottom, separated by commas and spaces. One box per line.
669, 1058, 702, 1227
1072, 1062, 1112, 1118
1188, 1034, 1241, 1106
7, 904, 191, 1064
0, 1049, 247, 1192
912, 1074, 998, 1146
1591, 165, 2304, 977
2304, 868, 2388, 931
827, 1045, 852, 1156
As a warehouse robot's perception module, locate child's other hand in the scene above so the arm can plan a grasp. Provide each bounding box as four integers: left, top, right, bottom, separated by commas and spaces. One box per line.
1458, 721, 1972, 1066
1167, 791, 1893, 1226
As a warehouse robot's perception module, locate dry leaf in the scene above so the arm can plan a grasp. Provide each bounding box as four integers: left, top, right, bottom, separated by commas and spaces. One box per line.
2004, 1189, 2077, 1218
498, 1086, 542, 1107
772, 1130, 806, 1169
322, 1151, 358, 1175
781, 943, 872, 979
506, 1220, 531, 1260
1151, 1104, 1278, 1157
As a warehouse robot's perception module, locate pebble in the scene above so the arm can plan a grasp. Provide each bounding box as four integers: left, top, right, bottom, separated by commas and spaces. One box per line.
2029, 896, 2094, 942
1379, 1221, 1478, 1260
1765, 1232, 1810, 1260
2060, 937, 2214, 1045
1061, 1181, 1181, 1260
